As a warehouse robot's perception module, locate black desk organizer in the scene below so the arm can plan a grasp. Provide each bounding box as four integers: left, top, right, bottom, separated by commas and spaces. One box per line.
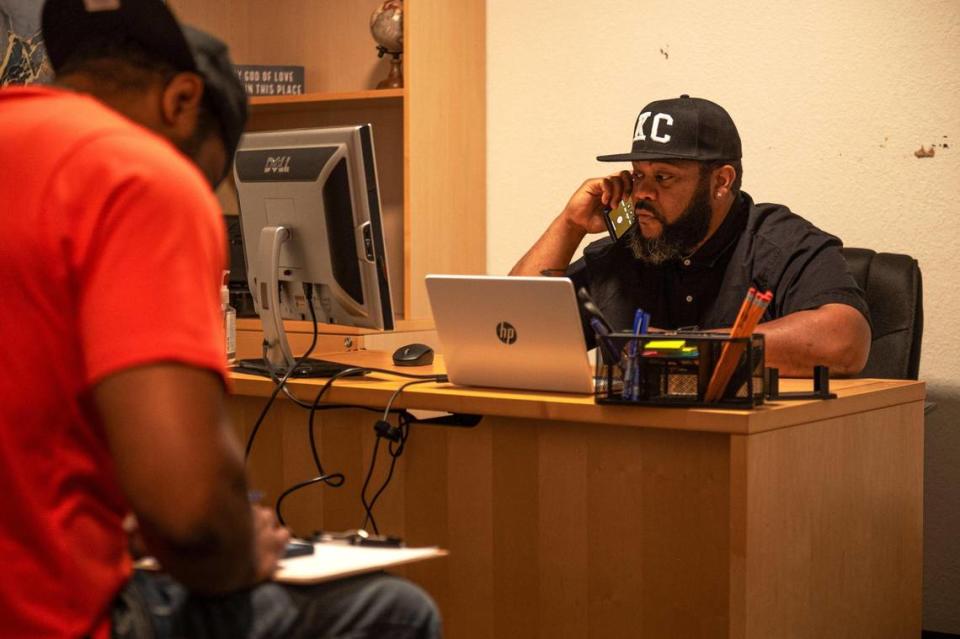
594, 332, 766, 409
594, 332, 840, 408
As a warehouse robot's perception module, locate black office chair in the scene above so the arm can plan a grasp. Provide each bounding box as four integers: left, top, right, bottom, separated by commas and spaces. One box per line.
840, 247, 923, 380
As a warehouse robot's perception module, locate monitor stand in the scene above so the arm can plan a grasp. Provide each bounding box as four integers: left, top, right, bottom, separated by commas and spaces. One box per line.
242, 226, 366, 380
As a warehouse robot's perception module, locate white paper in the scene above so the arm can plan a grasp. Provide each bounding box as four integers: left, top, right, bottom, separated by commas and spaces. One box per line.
134, 542, 447, 585
275, 542, 447, 584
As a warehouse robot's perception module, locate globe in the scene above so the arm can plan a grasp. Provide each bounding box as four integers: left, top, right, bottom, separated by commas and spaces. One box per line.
370, 0, 403, 54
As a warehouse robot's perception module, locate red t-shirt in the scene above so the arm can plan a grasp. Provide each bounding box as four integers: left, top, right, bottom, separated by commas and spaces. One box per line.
0, 86, 228, 638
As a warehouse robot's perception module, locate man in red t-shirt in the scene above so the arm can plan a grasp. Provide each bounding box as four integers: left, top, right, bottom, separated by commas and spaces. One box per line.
0, 1, 438, 638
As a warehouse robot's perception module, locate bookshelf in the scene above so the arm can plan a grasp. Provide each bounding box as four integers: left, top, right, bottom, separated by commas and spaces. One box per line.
249, 88, 405, 110
168, 0, 486, 320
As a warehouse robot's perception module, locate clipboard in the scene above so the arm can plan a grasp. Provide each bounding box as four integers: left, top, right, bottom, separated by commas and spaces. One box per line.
275, 541, 447, 585
134, 541, 448, 585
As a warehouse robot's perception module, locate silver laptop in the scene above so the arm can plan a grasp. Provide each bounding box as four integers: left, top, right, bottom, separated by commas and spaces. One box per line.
425, 275, 594, 394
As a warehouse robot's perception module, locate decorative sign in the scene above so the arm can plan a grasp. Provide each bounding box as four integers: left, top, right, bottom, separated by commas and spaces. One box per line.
233, 64, 304, 97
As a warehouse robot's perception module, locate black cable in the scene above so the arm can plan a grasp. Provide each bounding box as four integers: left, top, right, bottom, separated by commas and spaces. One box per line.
363, 412, 410, 533
252, 365, 445, 520
240, 294, 447, 527
307, 399, 326, 477
302, 366, 372, 476
265, 366, 374, 526
244, 285, 320, 462
359, 378, 434, 533
301, 367, 444, 475
274, 367, 444, 524
269, 365, 446, 416
275, 473, 344, 528
359, 437, 383, 534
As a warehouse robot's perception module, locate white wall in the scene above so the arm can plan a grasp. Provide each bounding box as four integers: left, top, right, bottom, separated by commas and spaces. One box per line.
487, 0, 960, 631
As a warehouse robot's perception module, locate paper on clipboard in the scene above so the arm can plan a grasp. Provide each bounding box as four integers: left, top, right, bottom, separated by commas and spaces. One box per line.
274, 542, 447, 585
135, 542, 448, 586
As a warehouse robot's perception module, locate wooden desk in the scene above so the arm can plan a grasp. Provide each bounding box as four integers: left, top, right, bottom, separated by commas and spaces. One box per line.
228, 351, 924, 639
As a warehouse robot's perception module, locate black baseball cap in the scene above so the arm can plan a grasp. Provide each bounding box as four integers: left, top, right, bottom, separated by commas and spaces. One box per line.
597, 95, 741, 163
41, 0, 247, 163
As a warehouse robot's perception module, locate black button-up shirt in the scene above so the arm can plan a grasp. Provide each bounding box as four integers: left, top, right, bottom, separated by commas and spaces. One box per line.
567, 191, 870, 343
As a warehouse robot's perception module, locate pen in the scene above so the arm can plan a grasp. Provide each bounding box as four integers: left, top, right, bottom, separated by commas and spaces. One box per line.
624, 308, 646, 400
631, 308, 645, 336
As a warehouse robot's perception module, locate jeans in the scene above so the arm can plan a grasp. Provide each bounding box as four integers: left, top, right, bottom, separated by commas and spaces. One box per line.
111, 570, 441, 639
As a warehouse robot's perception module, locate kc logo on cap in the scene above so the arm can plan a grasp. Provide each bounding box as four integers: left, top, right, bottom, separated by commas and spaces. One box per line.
633, 112, 674, 144
597, 94, 742, 163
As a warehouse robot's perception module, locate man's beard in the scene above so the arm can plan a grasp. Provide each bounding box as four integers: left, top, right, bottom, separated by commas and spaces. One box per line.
628, 176, 713, 265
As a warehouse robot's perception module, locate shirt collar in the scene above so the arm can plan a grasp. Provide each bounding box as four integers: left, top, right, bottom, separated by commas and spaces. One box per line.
686, 193, 748, 268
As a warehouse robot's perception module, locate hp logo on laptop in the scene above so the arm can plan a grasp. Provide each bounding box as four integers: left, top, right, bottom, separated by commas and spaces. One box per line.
496, 321, 517, 345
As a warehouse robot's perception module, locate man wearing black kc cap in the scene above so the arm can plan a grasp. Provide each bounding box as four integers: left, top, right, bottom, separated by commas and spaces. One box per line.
0, 1, 439, 638
512, 95, 871, 376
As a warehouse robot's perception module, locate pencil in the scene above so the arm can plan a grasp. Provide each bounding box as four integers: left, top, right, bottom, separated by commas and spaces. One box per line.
729, 287, 757, 337
706, 291, 771, 401
704, 288, 757, 401
705, 290, 771, 402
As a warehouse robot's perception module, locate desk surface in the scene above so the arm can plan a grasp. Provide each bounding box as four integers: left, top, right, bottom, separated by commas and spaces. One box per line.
229, 350, 924, 436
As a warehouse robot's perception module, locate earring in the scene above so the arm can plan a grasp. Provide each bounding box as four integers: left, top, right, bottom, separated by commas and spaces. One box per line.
716, 191, 722, 198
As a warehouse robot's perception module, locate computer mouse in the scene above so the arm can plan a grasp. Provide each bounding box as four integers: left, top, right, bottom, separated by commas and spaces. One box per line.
392, 343, 434, 366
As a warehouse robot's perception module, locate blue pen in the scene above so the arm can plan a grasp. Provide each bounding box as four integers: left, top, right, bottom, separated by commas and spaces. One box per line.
640, 311, 650, 335
624, 308, 645, 400
632, 308, 646, 335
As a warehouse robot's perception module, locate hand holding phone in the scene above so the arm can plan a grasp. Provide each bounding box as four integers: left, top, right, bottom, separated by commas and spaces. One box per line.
602, 199, 636, 241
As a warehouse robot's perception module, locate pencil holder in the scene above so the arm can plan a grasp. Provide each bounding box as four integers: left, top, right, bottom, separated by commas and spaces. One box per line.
594, 333, 766, 408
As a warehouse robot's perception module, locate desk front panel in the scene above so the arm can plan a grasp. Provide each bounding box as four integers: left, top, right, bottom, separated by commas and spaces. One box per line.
231, 397, 733, 638
228, 375, 923, 638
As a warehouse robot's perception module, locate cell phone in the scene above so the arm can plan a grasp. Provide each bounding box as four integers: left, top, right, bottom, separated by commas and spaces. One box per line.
602, 199, 636, 241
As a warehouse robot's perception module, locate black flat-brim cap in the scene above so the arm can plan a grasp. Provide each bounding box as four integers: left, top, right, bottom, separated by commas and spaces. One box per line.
597, 95, 741, 163
42, 0, 247, 165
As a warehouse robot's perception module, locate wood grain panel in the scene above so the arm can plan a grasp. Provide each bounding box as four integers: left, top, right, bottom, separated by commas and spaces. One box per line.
491, 419, 540, 638
583, 424, 648, 637
398, 423, 451, 620
228, 395, 291, 507
168, 0, 392, 93
728, 434, 748, 639
739, 402, 924, 638
641, 429, 730, 636
406, 0, 486, 318
444, 422, 494, 639
537, 424, 590, 639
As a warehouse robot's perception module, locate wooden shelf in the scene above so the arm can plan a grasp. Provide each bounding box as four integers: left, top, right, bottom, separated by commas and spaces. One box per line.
236, 317, 433, 335
250, 89, 405, 112
172, 0, 485, 320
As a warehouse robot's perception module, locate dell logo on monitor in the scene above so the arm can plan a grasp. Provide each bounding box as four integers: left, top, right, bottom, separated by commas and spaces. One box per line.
264, 156, 292, 174
496, 321, 517, 345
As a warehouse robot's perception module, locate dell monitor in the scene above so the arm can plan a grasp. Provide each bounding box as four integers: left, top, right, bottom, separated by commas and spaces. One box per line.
232, 124, 395, 376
